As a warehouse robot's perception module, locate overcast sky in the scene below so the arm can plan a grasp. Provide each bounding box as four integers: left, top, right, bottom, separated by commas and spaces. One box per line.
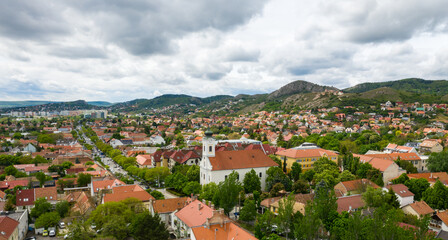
1, 0, 448, 102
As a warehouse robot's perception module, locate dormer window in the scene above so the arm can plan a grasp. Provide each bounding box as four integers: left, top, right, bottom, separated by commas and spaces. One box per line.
209, 146, 212, 152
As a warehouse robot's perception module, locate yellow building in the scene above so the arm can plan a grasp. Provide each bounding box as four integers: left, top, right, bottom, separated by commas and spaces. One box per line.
276, 146, 338, 172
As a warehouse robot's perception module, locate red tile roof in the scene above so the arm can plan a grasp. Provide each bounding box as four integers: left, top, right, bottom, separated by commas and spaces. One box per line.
175, 200, 214, 227
276, 148, 338, 159
407, 201, 434, 216
208, 149, 278, 171
103, 190, 154, 203
35, 187, 58, 201
336, 195, 365, 213
192, 222, 256, 240
16, 189, 35, 206
0, 216, 19, 240
152, 197, 191, 213
386, 184, 414, 198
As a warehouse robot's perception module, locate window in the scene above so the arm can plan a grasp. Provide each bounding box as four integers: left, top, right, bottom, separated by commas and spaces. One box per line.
225, 175, 227, 180
209, 146, 212, 152
259, 172, 262, 178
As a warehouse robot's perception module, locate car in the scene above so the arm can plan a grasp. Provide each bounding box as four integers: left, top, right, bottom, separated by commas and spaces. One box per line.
25, 237, 36, 240
49, 230, 56, 237
59, 222, 65, 228
42, 230, 48, 236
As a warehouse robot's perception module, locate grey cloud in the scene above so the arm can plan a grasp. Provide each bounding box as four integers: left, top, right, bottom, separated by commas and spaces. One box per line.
0, 1, 69, 40
205, 72, 226, 80
49, 46, 107, 59
69, 0, 268, 55
225, 48, 260, 62
342, 1, 448, 43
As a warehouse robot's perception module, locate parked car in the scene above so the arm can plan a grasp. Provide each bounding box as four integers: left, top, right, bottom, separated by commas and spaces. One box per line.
25, 237, 36, 240
49, 229, 56, 237
42, 230, 48, 237
59, 222, 65, 229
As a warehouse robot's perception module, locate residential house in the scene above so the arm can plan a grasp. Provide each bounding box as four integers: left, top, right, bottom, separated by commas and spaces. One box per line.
3, 210, 29, 240
269, 197, 305, 215
420, 139, 443, 153
172, 199, 214, 239
365, 152, 426, 172
402, 201, 434, 219
0, 216, 19, 240
136, 154, 153, 169
190, 210, 256, 240
334, 179, 379, 196
23, 143, 37, 153
407, 172, 448, 186
200, 132, 278, 191
0, 190, 5, 201
90, 178, 125, 197
64, 191, 93, 215
384, 184, 414, 207
15, 189, 34, 211
168, 150, 201, 168
276, 145, 338, 172
150, 197, 191, 226
336, 195, 365, 213
35, 187, 58, 205
103, 185, 155, 210
354, 154, 406, 183
109, 139, 124, 148
384, 143, 417, 154
432, 211, 448, 232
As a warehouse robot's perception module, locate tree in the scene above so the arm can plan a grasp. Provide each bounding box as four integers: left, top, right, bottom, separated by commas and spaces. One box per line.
338, 170, 356, 182
385, 188, 400, 209
405, 178, 430, 201
240, 199, 257, 222
243, 169, 261, 193
270, 182, 285, 197
145, 167, 170, 186
395, 159, 418, 174
35, 212, 61, 229
314, 180, 338, 231
313, 169, 340, 187
186, 165, 200, 182
199, 182, 218, 201
31, 198, 52, 218
89, 198, 144, 229
4, 165, 18, 176
102, 215, 129, 240
166, 172, 188, 192
130, 212, 169, 240
276, 194, 295, 239
183, 181, 202, 195
214, 171, 242, 215
255, 210, 276, 239
55, 200, 70, 218
427, 151, 448, 172
292, 179, 310, 194
77, 173, 92, 187
302, 169, 315, 182
293, 202, 322, 240
290, 162, 302, 182
149, 190, 165, 200
266, 166, 292, 191
422, 180, 448, 210
65, 219, 95, 240
392, 173, 409, 184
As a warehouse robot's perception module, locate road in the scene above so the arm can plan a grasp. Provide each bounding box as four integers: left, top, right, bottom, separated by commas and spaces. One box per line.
77, 126, 177, 199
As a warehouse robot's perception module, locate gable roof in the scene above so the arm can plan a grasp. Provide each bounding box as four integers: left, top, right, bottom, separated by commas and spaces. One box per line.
407, 172, 448, 185
16, 189, 35, 206
407, 201, 434, 216
437, 211, 448, 226
103, 184, 154, 203
336, 195, 365, 213
208, 149, 278, 171
386, 184, 414, 198
336, 179, 379, 194
175, 199, 214, 227
35, 187, 58, 201
192, 222, 256, 240
0, 216, 19, 240
92, 179, 125, 193
276, 148, 338, 159
152, 197, 191, 214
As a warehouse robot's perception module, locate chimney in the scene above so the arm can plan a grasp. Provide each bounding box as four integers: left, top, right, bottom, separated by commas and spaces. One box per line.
198, 203, 202, 210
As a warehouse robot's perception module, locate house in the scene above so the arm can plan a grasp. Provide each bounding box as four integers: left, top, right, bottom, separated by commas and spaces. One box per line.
384, 184, 414, 207
200, 132, 278, 191
354, 154, 406, 183
173, 199, 214, 239
35, 187, 58, 204
168, 150, 201, 168
103, 185, 154, 210
384, 143, 417, 154
3, 210, 29, 240
365, 152, 426, 172
109, 139, 124, 148
336, 195, 365, 213
0, 190, 5, 201
275, 145, 338, 172
432, 211, 448, 232
90, 178, 125, 197
150, 197, 191, 226
64, 191, 93, 215
15, 189, 34, 211
190, 210, 256, 240
407, 172, 448, 186
334, 179, 379, 196
150, 135, 165, 145
402, 201, 434, 219
269, 197, 305, 215
23, 143, 37, 153
0, 216, 19, 240
136, 154, 153, 168
420, 139, 443, 153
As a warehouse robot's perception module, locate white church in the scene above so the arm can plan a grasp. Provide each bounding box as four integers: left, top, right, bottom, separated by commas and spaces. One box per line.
199, 130, 278, 190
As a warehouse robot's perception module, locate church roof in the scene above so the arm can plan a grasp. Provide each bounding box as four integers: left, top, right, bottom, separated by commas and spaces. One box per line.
208, 149, 278, 171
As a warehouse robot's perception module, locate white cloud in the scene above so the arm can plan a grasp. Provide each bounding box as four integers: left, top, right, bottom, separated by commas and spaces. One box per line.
0, 0, 448, 102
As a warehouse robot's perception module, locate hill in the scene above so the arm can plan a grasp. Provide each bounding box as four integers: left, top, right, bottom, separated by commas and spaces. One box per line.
1, 100, 102, 112
0, 101, 54, 109
344, 78, 448, 95
268, 80, 338, 99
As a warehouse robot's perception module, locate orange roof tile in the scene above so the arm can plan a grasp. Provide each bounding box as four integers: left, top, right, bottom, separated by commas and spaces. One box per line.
35, 187, 58, 201
175, 200, 214, 227
152, 197, 191, 213
0, 216, 19, 240
192, 222, 256, 240
408, 201, 434, 216
276, 148, 338, 159
104, 190, 154, 203
208, 150, 278, 171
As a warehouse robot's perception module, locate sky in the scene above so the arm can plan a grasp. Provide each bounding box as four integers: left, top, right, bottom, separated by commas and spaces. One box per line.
1, 0, 448, 102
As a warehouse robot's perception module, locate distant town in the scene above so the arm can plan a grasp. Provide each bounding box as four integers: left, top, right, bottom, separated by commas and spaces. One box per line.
1, 95, 448, 240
